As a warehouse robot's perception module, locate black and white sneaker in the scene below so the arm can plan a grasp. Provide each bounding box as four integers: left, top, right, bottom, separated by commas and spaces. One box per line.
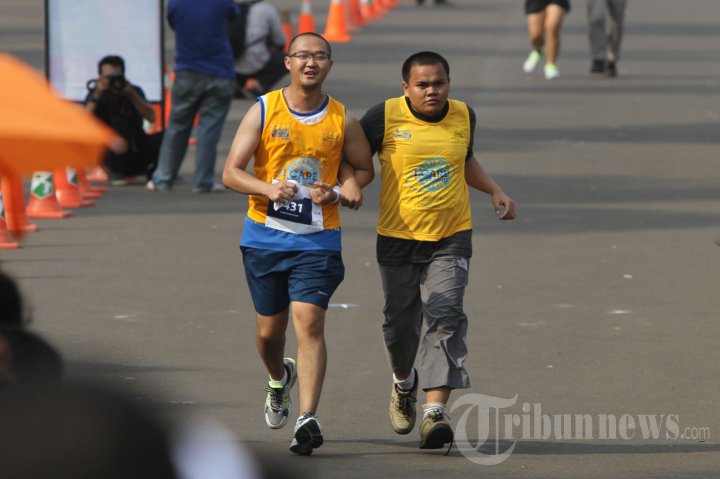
289, 412, 324, 456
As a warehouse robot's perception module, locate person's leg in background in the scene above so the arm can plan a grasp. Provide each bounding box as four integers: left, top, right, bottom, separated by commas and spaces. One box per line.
150, 70, 202, 191
605, 0, 627, 77
587, 0, 608, 73
191, 75, 234, 193
523, 1, 546, 73
542, 3, 567, 79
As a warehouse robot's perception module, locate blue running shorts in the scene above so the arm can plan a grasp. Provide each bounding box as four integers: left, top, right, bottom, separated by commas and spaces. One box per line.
241, 248, 345, 316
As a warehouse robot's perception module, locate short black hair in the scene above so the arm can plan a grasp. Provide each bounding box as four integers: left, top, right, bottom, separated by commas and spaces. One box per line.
401, 51, 450, 83
98, 55, 125, 75
287, 33, 332, 58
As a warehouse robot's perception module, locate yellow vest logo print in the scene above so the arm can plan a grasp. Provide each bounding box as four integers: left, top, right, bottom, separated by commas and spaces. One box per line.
280, 157, 321, 185
394, 128, 413, 141
271, 126, 290, 140
451, 130, 466, 141
321, 131, 340, 147
405, 157, 452, 193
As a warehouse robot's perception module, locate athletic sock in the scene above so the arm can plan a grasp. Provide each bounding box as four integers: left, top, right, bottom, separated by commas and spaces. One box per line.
393, 369, 416, 391
423, 402, 446, 418
268, 369, 288, 389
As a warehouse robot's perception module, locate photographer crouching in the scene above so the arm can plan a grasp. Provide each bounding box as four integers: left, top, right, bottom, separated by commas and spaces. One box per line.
85, 55, 163, 186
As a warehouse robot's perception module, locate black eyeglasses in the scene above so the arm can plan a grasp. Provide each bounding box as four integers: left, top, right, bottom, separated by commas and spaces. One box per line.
288, 51, 331, 62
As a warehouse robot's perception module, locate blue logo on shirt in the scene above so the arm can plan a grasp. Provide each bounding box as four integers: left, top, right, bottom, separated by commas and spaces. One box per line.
280, 157, 321, 185
407, 157, 452, 192
271, 127, 290, 140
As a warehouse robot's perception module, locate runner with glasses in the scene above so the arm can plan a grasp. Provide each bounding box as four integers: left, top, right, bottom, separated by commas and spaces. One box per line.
222, 32, 374, 456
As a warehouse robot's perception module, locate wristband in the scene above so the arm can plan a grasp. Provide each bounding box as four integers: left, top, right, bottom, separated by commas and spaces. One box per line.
331, 186, 341, 204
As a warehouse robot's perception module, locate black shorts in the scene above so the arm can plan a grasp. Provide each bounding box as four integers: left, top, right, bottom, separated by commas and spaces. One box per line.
525, 0, 570, 14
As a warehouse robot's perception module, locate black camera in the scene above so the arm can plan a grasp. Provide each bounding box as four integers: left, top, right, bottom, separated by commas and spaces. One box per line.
107, 73, 127, 94
86, 73, 127, 97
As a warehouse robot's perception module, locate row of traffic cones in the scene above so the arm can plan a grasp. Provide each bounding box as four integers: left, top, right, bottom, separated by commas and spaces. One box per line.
0, 168, 106, 249
295, 0, 400, 44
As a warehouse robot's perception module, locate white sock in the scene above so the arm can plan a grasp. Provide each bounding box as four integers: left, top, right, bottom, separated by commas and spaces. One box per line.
268, 369, 288, 388
423, 402, 446, 418
393, 369, 416, 391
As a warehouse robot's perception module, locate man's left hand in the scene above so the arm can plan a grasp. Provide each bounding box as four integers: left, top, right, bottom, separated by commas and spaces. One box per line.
493, 192, 516, 220
310, 182, 339, 205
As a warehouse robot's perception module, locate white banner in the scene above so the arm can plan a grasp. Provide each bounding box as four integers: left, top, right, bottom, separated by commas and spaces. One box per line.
46, 0, 164, 102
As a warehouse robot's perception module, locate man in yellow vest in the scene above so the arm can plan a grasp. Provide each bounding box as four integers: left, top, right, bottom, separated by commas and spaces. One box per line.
359, 51, 516, 450
222, 32, 373, 456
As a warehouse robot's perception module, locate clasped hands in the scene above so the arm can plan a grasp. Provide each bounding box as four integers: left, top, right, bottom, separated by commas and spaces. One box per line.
268, 180, 363, 210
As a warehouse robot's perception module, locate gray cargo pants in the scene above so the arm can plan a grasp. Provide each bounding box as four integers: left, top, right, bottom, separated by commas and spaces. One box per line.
587, 0, 627, 62
379, 256, 471, 390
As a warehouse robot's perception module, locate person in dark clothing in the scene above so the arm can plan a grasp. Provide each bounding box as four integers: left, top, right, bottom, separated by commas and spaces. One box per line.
85, 55, 162, 185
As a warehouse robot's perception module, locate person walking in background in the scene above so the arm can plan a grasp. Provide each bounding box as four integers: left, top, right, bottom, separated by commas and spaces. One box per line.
147, 0, 238, 193
359, 51, 515, 450
587, 0, 627, 77
222, 33, 373, 456
522, 0, 570, 79
231, 0, 288, 98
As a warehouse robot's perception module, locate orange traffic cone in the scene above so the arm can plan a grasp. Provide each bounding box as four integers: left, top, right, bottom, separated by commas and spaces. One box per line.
0, 191, 19, 249
147, 64, 170, 134
26, 172, 72, 219
80, 168, 106, 194
361, 0, 380, 21
383, 0, 399, 9
348, 0, 367, 28
54, 167, 94, 208
297, 0, 316, 34
77, 168, 103, 199
281, 9, 293, 52
86, 165, 109, 183
146, 104, 164, 134
1, 176, 38, 235
373, 0, 388, 16
165, 72, 175, 127
323, 0, 352, 42
344, 0, 359, 32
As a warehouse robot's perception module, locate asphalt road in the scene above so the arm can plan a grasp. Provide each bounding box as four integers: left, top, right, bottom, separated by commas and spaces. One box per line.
1, 0, 719, 477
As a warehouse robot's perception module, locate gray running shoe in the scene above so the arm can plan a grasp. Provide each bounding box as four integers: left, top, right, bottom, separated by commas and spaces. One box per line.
289, 412, 324, 455
264, 358, 297, 429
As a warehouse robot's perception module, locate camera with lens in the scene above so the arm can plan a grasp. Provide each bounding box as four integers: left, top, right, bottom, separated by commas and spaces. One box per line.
107, 73, 127, 95
86, 73, 127, 97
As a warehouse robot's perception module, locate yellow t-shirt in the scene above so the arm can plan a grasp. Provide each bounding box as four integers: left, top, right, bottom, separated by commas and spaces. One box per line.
377, 96, 472, 241
248, 89, 346, 230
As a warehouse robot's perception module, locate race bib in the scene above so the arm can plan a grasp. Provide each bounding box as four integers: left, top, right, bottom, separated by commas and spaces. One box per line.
265, 181, 324, 234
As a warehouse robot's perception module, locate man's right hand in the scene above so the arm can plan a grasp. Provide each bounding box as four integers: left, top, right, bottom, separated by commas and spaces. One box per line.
266, 180, 298, 204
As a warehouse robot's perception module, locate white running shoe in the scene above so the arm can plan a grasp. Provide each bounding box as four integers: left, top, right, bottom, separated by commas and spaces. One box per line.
544, 63, 560, 80
523, 49, 543, 73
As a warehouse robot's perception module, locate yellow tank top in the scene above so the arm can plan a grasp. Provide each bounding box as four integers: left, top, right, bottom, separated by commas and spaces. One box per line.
248, 89, 346, 229
377, 96, 472, 241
